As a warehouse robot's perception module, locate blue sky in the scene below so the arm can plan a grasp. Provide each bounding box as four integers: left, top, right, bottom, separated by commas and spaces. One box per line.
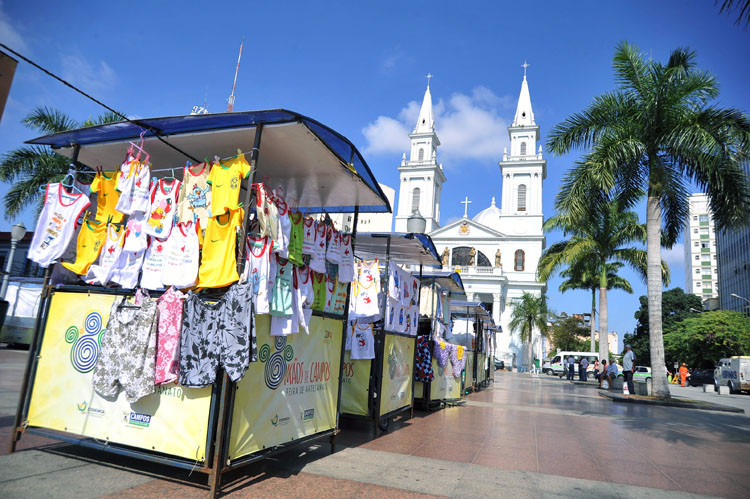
1, 1, 749, 343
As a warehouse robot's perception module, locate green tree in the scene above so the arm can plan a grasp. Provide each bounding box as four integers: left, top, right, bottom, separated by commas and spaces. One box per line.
664, 310, 750, 368
718, 0, 750, 27
624, 288, 704, 366
508, 292, 549, 370
0, 106, 121, 219
538, 194, 669, 371
558, 260, 634, 354
548, 315, 591, 353
547, 42, 750, 398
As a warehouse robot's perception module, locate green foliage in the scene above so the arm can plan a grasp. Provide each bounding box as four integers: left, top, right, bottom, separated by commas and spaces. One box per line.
0, 107, 122, 219
508, 293, 549, 363
718, 0, 750, 27
664, 310, 750, 368
549, 316, 595, 352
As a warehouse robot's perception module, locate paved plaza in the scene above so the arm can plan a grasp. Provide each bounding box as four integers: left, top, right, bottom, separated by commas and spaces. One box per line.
1, 348, 749, 498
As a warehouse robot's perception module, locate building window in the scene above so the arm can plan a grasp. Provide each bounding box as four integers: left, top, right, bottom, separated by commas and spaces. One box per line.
451, 246, 491, 267
694, 228, 698, 233
694, 242, 699, 247
514, 250, 525, 271
411, 187, 420, 213
517, 184, 527, 212
695, 269, 700, 274
418, 148, 424, 162
699, 214, 709, 223
693, 216, 698, 221
695, 255, 699, 260
520, 142, 527, 156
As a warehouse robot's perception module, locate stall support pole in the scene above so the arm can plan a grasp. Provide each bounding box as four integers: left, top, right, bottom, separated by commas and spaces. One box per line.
238, 124, 264, 268
207, 372, 230, 498
373, 235, 391, 434
410, 263, 423, 419
9, 144, 80, 454
332, 206, 358, 453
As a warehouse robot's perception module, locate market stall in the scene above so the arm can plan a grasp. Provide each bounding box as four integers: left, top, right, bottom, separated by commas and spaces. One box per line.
449, 301, 492, 393
412, 272, 466, 410
8, 110, 391, 497
339, 232, 441, 432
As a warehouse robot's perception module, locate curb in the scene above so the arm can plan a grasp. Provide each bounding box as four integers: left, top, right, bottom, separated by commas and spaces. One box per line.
597, 391, 745, 413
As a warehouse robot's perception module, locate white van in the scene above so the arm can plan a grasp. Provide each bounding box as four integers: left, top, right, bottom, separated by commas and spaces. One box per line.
544, 351, 599, 377
714, 356, 750, 393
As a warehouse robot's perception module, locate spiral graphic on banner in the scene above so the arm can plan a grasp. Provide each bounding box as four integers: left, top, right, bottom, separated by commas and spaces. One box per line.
71, 335, 98, 373
84, 311, 103, 335
260, 336, 294, 390
65, 326, 79, 344
259, 343, 271, 362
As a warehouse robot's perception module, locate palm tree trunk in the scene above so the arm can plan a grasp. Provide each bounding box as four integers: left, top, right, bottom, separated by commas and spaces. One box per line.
647, 195, 670, 398
598, 287, 608, 367
590, 289, 596, 353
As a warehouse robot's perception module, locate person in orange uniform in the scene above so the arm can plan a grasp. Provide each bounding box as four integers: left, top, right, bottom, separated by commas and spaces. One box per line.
679, 363, 689, 387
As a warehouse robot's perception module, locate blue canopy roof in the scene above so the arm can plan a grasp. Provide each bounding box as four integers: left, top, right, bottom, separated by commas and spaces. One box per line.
417, 272, 465, 294
26, 110, 390, 213
353, 232, 441, 267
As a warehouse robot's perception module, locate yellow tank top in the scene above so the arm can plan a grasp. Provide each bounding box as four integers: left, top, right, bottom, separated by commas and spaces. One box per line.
207, 155, 251, 217
197, 207, 244, 288
62, 220, 108, 275
90, 171, 123, 223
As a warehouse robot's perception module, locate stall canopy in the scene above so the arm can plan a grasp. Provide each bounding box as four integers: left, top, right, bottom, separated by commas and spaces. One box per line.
450, 301, 491, 318
27, 110, 390, 213
353, 233, 441, 267
418, 272, 465, 295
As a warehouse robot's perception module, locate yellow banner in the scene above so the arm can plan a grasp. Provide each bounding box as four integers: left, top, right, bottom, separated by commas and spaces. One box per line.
27, 292, 212, 461
465, 350, 474, 389
340, 351, 371, 416
228, 315, 343, 460
379, 334, 414, 417
430, 356, 461, 401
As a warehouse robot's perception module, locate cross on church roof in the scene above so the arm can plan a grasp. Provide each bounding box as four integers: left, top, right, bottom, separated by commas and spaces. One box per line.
521, 60, 530, 78
426, 72, 433, 88
461, 196, 472, 218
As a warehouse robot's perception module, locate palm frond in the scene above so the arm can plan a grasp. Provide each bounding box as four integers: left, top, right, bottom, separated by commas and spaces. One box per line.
22, 106, 79, 134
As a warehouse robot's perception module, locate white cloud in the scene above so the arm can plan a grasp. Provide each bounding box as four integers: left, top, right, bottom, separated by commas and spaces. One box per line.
362, 86, 511, 165
662, 242, 684, 267
0, 0, 28, 52
60, 55, 116, 93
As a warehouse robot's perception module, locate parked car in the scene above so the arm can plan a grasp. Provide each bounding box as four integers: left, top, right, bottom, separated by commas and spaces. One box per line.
687, 369, 714, 387
494, 359, 505, 370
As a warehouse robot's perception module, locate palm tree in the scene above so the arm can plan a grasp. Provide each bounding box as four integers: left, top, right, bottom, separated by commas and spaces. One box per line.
0, 106, 121, 219
508, 292, 549, 371
547, 42, 750, 397
558, 260, 634, 354
538, 195, 670, 372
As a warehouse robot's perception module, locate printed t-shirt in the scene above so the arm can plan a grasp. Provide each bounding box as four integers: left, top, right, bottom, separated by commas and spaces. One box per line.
90, 171, 123, 223
140, 236, 169, 290
270, 256, 293, 316
161, 221, 201, 289
350, 322, 375, 360
287, 211, 304, 266
145, 178, 180, 238
198, 207, 244, 288
177, 162, 212, 226
242, 236, 275, 314
207, 155, 250, 216
311, 271, 326, 312
61, 220, 107, 275
337, 234, 355, 282
85, 223, 125, 285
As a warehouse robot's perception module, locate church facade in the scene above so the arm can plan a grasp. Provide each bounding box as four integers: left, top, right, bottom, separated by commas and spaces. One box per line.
394, 71, 547, 368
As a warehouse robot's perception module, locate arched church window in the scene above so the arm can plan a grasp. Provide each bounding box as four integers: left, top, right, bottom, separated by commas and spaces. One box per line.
418, 148, 424, 162
451, 246, 491, 267
514, 250, 525, 271
411, 187, 421, 213
520, 142, 527, 156
517, 184, 527, 212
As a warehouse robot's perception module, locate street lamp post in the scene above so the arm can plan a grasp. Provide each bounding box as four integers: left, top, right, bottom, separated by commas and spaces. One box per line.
731, 293, 750, 316
0, 222, 27, 300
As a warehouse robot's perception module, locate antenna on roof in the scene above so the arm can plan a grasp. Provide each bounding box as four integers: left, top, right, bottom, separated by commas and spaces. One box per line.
190, 87, 209, 115
227, 37, 244, 113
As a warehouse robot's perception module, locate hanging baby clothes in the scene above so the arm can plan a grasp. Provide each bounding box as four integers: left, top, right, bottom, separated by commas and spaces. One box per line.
242, 235, 276, 314
433, 339, 450, 367
326, 227, 342, 264
350, 321, 375, 360
93, 295, 158, 403
110, 246, 146, 289
139, 236, 169, 290
348, 259, 381, 321
116, 160, 151, 215
301, 217, 315, 256
271, 257, 297, 336
388, 265, 401, 302
287, 211, 304, 266
400, 267, 412, 307
198, 208, 244, 289
323, 275, 336, 314
270, 255, 293, 316
72, 175, 95, 223
144, 178, 180, 239
28, 183, 91, 268
154, 287, 185, 385
90, 170, 123, 223
337, 233, 355, 282
409, 305, 419, 335
161, 221, 201, 289
61, 220, 106, 275
179, 279, 255, 387
449, 344, 465, 378
309, 221, 327, 273
177, 162, 212, 226
253, 183, 279, 243
85, 224, 125, 285
123, 210, 149, 253
115, 154, 135, 192
208, 155, 250, 216
415, 335, 434, 382
274, 196, 291, 258
311, 270, 326, 312
295, 265, 314, 333
385, 298, 398, 332
332, 278, 348, 315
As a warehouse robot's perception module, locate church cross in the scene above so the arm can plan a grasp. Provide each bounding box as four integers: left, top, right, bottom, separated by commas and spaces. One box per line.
521, 60, 530, 77
461, 196, 472, 218
426, 72, 433, 88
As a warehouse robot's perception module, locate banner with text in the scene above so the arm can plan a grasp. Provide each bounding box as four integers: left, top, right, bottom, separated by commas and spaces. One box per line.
26, 292, 213, 461
341, 350, 371, 416
429, 357, 461, 401
228, 315, 343, 459
379, 334, 414, 417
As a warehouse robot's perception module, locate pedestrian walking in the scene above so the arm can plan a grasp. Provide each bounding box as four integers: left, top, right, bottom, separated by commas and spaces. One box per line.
580, 357, 589, 381
567, 355, 575, 381
622, 344, 636, 395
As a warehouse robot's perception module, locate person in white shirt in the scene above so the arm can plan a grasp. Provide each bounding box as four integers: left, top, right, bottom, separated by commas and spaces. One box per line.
580, 357, 589, 381
622, 344, 636, 395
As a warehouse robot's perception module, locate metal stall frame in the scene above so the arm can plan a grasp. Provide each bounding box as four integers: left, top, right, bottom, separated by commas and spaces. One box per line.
8, 111, 391, 497
412, 272, 466, 410
449, 301, 494, 393
340, 233, 441, 434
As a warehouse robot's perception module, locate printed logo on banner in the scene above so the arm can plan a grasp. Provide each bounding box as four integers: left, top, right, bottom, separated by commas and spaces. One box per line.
64, 311, 105, 373
271, 413, 291, 427
323, 330, 333, 341
302, 408, 315, 421
123, 411, 152, 428
76, 401, 105, 418
258, 336, 294, 390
